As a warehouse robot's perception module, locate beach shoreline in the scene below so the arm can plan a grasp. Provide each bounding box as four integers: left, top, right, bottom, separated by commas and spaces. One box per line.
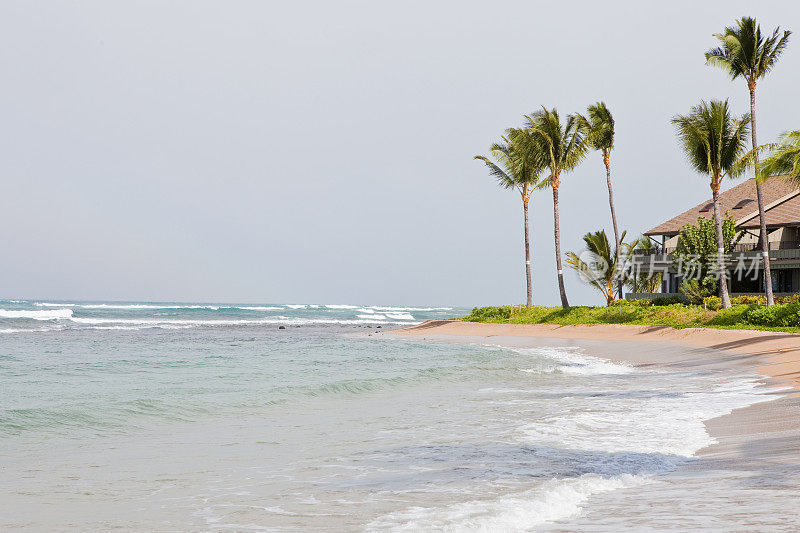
378, 320, 800, 528
384, 320, 800, 391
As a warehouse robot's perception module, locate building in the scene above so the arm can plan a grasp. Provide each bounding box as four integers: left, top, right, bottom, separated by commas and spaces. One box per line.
630, 176, 800, 298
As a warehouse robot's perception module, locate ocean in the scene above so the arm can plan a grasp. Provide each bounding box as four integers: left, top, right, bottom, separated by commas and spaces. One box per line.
0, 300, 789, 530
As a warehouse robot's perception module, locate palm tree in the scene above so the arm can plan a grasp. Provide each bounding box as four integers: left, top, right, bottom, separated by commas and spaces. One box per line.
474, 129, 544, 307
626, 236, 663, 294
566, 229, 627, 306
581, 102, 621, 298
706, 16, 791, 306
758, 130, 800, 185
523, 107, 589, 308
672, 100, 750, 309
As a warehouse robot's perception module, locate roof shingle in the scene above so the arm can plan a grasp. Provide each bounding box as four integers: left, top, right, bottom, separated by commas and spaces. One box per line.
645, 177, 799, 236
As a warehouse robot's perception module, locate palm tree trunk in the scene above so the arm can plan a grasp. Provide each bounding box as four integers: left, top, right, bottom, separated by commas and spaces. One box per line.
749, 83, 775, 306
523, 196, 532, 308
712, 187, 731, 309
604, 151, 622, 300
552, 185, 569, 308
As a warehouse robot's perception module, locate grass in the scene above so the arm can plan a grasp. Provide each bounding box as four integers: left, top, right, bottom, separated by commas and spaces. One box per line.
462, 302, 800, 333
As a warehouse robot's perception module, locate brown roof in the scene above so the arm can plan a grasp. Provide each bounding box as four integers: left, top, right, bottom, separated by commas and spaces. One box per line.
645, 176, 799, 236
740, 193, 800, 229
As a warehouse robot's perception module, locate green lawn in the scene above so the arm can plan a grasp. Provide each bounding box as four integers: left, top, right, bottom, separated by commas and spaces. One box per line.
462, 302, 800, 333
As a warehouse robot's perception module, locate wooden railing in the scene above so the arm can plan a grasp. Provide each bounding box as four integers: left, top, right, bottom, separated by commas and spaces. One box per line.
634, 240, 800, 255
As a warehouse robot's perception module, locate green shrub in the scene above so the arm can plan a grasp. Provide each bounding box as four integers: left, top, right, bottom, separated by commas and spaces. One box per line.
741, 302, 800, 327
651, 296, 684, 306
730, 295, 766, 306
633, 298, 653, 307
703, 296, 721, 311
465, 306, 511, 321
679, 278, 716, 305
776, 293, 800, 305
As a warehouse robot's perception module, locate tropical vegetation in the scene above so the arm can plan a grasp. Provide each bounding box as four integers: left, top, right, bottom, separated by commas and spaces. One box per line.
523, 108, 589, 308
758, 130, 800, 185
471, 15, 796, 316
672, 99, 750, 309
580, 103, 621, 298
706, 16, 792, 306
565, 229, 626, 306
474, 130, 544, 307
463, 297, 800, 332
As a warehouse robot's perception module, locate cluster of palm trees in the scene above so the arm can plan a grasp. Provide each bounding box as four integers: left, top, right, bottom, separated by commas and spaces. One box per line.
474, 106, 618, 308
476, 16, 798, 310
680, 16, 791, 309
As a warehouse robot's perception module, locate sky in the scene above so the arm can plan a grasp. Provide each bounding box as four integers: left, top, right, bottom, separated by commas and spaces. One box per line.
1, 1, 799, 306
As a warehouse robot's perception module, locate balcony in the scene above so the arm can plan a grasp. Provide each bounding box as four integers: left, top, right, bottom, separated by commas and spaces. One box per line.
633, 240, 800, 256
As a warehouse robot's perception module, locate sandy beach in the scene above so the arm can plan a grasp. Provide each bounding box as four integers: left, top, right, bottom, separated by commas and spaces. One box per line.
381, 320, 800, 529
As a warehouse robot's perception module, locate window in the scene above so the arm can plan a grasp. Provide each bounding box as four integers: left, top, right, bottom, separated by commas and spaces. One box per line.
732, 198, 755, 209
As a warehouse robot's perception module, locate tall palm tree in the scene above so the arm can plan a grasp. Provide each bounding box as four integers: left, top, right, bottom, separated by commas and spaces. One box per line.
706, 16, 791, 306
523, 107, 589, 308
474, 129, 544, 307
672, 100, 750, 309
581, 102, 621, 298
566, 229, 627, 306
758, 130, 800, 185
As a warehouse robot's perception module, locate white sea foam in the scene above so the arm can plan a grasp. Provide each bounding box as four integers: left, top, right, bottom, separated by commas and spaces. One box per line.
228, 306, 283, 311
0, 309, 73, 320
502, 345, 779, 456
365, 306, 453, 311
68, 316, 415, 328
367, 474, 646, 532
34, 302, 221, 310
384, 313, 415, 320
510, 346, 634, 376
358, 314, 387, 320
529, 375, 777, 457
324, 304, 359, 309
285, 304, 307, 309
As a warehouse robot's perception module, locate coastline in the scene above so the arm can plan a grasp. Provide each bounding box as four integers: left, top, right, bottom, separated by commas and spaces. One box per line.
384, 320, 800, 391
379, 320, 800, 528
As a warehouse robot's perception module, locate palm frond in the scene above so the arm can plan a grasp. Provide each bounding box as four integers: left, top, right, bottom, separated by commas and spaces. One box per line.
758, 130, 800, 185
706, 17, 792, 82
672, 99, 750, 182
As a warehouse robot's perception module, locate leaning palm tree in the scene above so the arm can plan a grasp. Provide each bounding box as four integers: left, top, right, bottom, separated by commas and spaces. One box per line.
706, 16, 791, 306
474, 129, 544, 307
581, 102, 621, 298
523, 107, 589, 308
672, 100, 750, 309
625, 236, 663, 294
758, 130, 800, 185
566, 229, 627, 306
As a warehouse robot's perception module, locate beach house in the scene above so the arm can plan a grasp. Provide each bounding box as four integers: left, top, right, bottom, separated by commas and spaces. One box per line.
629, 176, 800, 298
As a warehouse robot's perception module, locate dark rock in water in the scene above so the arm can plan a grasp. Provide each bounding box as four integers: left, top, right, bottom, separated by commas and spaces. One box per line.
376, 325, 382, 328
366, 325, 372, 328
278, 325, 286, 330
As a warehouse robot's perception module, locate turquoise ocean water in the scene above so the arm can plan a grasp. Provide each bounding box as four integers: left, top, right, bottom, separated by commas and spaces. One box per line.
0, 299, 794, 530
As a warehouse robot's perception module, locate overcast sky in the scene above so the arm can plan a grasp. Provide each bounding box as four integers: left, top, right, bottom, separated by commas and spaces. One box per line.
1, 1, 799, 306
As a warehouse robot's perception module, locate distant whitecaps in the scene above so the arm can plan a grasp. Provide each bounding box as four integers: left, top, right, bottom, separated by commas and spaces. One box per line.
384, 312, 415, 320
34, 302, 221, 310
0, 308, 73, 320
227, 306, 283, 311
